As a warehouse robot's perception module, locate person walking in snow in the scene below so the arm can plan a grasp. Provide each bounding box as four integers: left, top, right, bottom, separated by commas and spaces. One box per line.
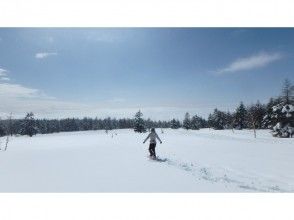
143, 128, 162, 158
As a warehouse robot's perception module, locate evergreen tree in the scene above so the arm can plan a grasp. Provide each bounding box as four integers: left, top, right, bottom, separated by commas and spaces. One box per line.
0, 121, 6, 137
234, 102, 247, 129
134, 110, 146, 133
247, 101, 266, 129
224, 111, 233, 130
263, 80, 294, 138
20, 112, 38, 137
170, 119, 181, 129
183, 112, 191, 130
209, 109, 227, 130
207, 113, 213, 128
145, 118, 153, 131
262, 97, 280, 129
270, 103, 294, 137
190, 115, 206, 130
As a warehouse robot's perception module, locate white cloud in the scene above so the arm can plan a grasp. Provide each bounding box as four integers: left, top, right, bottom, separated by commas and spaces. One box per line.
0, 71, 234, 120
35, 52, 57, 59
0, 68, 8, 76
0, 83, 48, 99
0, 77, 10, 81
0, 68, 10, 81
215, 52, 283, 74
0, 82, 82, 118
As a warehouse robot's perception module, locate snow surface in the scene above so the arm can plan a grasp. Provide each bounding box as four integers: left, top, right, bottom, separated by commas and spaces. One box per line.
0, 129, 293, 192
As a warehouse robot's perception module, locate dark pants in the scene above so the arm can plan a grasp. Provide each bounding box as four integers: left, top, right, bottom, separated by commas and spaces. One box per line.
149, 143, 156, 157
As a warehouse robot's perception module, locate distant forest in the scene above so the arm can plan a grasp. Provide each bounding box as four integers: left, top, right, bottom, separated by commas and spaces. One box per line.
0, 79, 293, 138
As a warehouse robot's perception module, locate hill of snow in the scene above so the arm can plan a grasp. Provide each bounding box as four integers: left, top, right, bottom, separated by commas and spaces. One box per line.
0, 129, 293, 192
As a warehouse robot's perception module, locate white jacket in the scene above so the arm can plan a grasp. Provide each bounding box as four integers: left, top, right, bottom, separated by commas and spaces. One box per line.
144, 132, 162, 144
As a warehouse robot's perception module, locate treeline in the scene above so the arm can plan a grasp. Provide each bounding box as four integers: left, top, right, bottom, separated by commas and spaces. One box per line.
0, 113, 170, 137
0, 79, 293, 138
177, 79, 294, 138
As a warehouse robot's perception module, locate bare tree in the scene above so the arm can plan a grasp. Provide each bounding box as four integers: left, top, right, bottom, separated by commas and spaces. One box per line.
0, 113, 12, 151
281, 79, 294, 104
248, 105, 259, 138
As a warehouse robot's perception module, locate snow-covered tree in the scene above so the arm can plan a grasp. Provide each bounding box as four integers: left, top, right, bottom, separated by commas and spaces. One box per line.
20, 112, 38, 137
190, 115, 200, 130
183, 112, 191, 130
263, 80, 294, 138
0, 121, 5, 137
134, 110, 146, 133
247, 101, 266, 130
234, 102, 248, 129
224, 111, 234, 130
270, 103, 294, 137
190, 115, 206, 130
262, 98, 280, 129
209, 109, 227, 130
170, 119, 181, 129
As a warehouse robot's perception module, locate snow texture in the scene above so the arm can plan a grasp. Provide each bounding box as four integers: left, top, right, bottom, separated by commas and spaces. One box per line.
0, 129, 293, 192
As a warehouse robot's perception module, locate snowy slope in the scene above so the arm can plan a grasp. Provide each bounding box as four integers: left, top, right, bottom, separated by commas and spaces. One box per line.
0, 129, 293, 192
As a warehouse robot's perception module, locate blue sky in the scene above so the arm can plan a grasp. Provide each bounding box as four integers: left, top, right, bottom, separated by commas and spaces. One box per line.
0, 28, 294, 120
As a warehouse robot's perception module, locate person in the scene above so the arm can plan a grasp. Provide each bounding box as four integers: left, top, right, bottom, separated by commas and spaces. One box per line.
143, 128, 162, 158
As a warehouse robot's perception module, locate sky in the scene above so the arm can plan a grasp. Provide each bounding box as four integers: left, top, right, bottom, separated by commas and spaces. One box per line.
0, 28, 294, 120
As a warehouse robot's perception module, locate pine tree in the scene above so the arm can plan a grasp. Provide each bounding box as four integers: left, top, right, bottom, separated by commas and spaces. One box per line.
263, 80, 294, 138
20, 112, 38, 137
250, 101, 266, 129
281, 79, 294, 104
224, 111, 233, 130
0, 121, 6, 137
190, 115, 206, 130
207, 113, 213, 128
170, 119, 181, 129
134, 110, 146, 133
262, 97, 280, 129
183, 112, 191, 130
209, 109, 227, 130
234, 102, 247, 129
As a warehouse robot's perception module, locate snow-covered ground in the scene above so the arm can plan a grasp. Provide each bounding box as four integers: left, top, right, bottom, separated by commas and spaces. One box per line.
0, 128, 293, 192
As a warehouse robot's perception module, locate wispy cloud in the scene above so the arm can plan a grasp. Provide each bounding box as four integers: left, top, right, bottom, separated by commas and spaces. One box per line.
0, 77, 10, 81
0, 68, 8, 76
0, 82, 53, 99
0, 81, 235, 120
215, 52, 283, 74
0, 68, 10, 81
35, 52, 58, 59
